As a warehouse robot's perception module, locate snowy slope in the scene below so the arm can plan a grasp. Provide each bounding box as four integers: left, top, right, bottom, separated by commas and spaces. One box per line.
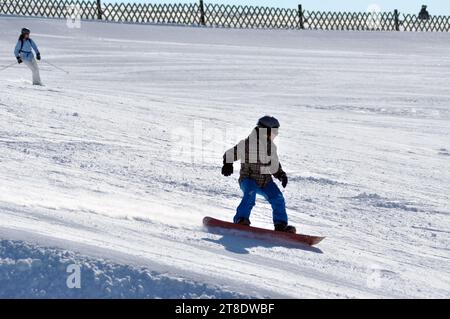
0, 16, 449, 298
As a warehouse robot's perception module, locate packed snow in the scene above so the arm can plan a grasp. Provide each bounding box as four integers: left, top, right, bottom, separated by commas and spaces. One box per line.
0, 16, 449, 298
0, 239, 245, 298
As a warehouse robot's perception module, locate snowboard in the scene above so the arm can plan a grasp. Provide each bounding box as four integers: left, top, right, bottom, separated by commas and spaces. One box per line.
203, 216, 325, 246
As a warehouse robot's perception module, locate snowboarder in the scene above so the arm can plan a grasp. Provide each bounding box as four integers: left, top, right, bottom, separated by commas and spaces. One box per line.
14, 28, 42, 86
418, 5, 430, 20
221, 116, 296, 233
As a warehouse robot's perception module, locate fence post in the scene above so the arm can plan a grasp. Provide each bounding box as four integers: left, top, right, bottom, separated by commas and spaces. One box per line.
394, 9, 400, 31
298, 4, 304, 29
96, 0, 102, 20
199, 0, 206, 26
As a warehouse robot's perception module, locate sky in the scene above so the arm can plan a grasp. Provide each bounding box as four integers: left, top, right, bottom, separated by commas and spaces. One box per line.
102, 0, 450, 15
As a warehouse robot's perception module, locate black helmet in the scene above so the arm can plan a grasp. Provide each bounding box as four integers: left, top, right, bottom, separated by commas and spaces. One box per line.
257, 116, 280, 129
21, 28, 30, 35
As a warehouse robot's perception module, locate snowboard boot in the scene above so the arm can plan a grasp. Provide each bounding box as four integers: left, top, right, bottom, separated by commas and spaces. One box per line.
235, 218, 251, 226
274, 222, 296, 234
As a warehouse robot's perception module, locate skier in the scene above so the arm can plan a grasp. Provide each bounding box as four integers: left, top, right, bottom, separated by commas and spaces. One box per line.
14, 28, 42, 86
221, 116, 296, 233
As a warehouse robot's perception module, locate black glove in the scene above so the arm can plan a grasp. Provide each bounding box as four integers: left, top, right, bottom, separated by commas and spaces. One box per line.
17, 57, 23, 64
36, 53, 41, 61
221, 163, 233, 176
278, 172, 288, 188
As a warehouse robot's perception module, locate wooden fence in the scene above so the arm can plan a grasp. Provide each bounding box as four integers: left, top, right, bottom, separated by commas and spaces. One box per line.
1, 0, 449, 32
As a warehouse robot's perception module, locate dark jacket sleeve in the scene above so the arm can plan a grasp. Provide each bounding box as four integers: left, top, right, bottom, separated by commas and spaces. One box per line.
223, 139, 245, 164
271, 145, 285, 178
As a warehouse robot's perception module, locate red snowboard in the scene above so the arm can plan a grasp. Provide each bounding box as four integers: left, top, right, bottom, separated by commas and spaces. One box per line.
203, 216, 325, 246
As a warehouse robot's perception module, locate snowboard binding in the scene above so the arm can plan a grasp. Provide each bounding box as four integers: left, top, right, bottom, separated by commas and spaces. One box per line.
235, 218, 251, 226
274, 222, 296, 234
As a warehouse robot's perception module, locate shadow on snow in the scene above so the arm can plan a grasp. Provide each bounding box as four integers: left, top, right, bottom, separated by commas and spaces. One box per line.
202, 228, 323, 254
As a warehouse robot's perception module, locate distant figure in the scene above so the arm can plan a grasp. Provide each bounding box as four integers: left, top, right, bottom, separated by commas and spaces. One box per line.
14, 28, 42, 86
418, 5, 430, 20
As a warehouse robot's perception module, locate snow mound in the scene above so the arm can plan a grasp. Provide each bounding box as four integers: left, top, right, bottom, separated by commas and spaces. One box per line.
0, 240, 247, 299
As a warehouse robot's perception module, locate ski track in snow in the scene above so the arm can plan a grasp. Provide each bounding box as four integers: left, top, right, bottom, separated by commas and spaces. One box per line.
1, 17, 450, 298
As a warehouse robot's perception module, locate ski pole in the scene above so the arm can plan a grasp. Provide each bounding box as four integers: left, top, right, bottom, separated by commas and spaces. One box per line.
41, 60, 70, 74
0, 62, 17, 73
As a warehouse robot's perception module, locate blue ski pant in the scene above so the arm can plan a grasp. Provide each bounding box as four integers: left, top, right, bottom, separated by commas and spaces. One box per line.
234, 178, 288, 225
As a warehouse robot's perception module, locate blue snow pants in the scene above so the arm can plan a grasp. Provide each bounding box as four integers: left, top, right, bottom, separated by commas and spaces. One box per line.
234, 178, 288, 225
